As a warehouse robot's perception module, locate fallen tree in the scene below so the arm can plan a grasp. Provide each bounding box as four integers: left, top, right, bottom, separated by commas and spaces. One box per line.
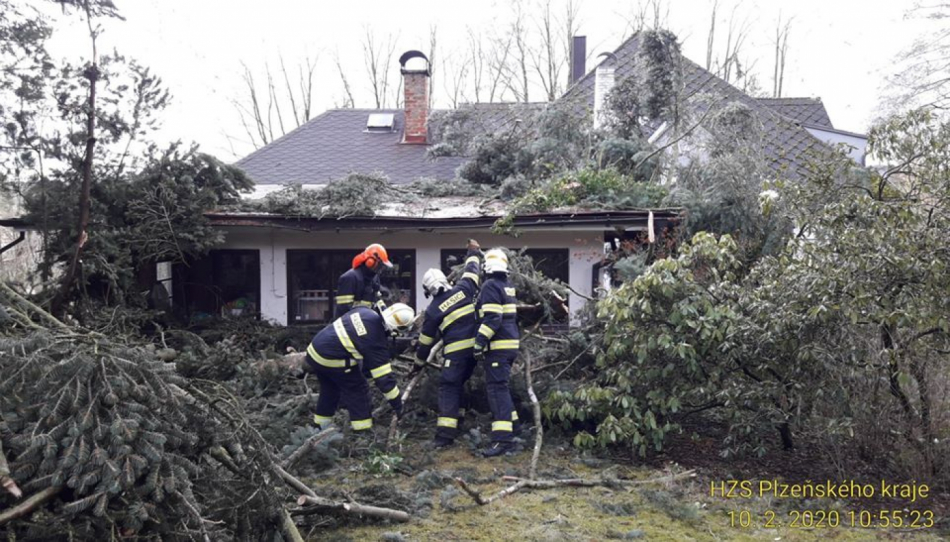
0, 284, 410, 539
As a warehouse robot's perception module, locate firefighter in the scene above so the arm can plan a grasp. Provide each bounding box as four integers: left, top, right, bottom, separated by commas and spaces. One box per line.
415, 239, 483, 448
474, 248, 521, 457
335, 243, 392, 318
306, 303, 415, 435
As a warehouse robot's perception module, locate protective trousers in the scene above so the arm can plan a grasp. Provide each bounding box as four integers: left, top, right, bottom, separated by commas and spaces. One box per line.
484, 350, 517, 443
436, 352, 478, 440
307, 356, 374, 431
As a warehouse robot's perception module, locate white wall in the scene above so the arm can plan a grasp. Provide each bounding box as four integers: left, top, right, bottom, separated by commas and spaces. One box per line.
217, 227, 605, 325
804, 127, 868, 165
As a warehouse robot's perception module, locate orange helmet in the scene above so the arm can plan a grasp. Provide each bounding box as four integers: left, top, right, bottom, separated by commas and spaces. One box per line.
352, 243, 393, 271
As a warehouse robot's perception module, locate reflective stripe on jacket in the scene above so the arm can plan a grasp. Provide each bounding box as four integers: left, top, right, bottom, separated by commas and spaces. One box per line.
334, 266, 380, 319
310, 307, 399, 399
475, 272, 519, 351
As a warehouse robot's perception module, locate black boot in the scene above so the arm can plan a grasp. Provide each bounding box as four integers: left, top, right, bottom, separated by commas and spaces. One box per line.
480, 441, 516, 458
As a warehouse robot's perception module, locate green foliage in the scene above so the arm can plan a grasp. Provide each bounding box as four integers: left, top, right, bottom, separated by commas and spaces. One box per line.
493, 168, 668, 235
548, 110, 950, 481
666, 101, 790, 262
405, 177, 493, 198
457, 106, 593, 186
24, 145, 251, 307
253, 172, 401, 218
361, 450, 404, 478
606, 30, 683, 138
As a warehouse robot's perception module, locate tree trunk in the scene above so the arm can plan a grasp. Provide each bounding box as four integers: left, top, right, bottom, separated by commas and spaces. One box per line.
51, 4, 99, 317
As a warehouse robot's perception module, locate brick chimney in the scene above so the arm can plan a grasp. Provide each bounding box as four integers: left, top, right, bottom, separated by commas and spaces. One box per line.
399, 50, 430, 144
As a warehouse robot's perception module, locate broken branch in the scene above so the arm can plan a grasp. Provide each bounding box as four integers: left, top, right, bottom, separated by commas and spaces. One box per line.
296, 495, 410, 522
455, 470, 697, 506
281, 426, 338, 470
0, 486, 61, 526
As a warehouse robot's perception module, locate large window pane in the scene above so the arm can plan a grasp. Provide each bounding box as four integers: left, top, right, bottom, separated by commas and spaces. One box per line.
287, 249, 415, 324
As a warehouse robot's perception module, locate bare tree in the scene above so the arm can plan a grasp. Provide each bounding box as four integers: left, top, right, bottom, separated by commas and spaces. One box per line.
772, 14, 792, 98
466, 28, 485, 103
532, 0, 559, 101
620, 0, 669, 39
886, 4, 950, 111
487, 31, 515, 103
361, 28, 398, 109
233, 54, 319, 149
428, 24, 438, 108
705, 0, 718, 71
719, 3, 751, 83
508, 1, 532, 102
442, 50, 470, 108
333, 50, 355, 109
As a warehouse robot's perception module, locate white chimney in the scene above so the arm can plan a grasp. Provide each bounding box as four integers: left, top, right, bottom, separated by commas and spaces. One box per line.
593, 55, 616, 129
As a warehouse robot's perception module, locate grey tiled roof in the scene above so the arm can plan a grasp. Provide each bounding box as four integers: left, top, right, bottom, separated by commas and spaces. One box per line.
235, 109, 465, 185
559, 34, 833, 179
757, 97, 834, 128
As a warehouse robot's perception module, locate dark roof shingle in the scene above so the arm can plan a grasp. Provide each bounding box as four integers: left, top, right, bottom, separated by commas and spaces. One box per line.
235, 109, 465, 185
756, 97, 834, 128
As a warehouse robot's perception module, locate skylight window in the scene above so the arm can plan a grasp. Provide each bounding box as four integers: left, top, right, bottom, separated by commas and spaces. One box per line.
366, 113, 395, 133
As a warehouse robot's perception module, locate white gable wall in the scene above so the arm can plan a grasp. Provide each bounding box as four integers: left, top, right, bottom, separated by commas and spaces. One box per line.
215, 227, 605, 325
804, 127, 868, 165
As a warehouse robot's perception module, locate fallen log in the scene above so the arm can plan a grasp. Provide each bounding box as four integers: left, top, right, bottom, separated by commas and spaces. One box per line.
296, 495, 410, 523
455, 469, 697, 506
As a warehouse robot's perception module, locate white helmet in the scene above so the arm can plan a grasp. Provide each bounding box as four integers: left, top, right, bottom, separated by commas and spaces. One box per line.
422, 268, 451, 298
484, 248, 509, 274
381, 303, 415, 333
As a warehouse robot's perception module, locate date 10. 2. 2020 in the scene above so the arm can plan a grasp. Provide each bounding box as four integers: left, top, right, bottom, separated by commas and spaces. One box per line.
727, 509, 935, 529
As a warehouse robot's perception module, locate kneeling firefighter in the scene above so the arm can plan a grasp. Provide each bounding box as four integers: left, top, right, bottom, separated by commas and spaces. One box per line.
475, 248, 521, 457
415, 240, 483, 448
305, 303, 415, 433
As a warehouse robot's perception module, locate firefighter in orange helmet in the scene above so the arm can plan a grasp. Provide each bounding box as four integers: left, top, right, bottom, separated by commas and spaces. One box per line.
335, 244, 393, 318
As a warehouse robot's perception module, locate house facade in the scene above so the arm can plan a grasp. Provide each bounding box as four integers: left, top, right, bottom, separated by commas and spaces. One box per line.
170, 37, 866, 326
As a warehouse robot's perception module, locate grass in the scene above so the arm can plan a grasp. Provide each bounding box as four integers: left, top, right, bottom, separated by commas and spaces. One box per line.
304, 437, 947, 541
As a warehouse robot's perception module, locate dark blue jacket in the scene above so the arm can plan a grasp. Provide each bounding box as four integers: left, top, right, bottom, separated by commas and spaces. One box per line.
416, 252, 481, 360
308, 307, 400, 400
475, 272, 519, 352
335, 266, 380, 318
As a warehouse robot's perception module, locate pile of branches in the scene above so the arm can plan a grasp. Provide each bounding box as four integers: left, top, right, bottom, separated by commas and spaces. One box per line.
0, 284, 408, 540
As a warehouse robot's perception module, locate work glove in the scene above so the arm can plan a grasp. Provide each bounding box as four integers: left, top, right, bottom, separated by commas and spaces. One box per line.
414, 354, 428, 368
467, 238, 480, 251
473, 343, 486, 362
389, 397, 404, 418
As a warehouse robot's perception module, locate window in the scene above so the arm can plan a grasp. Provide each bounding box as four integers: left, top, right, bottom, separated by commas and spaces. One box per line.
172, 249, 260, 319
287, 249, 415, 324
213, 250, 261, 317
523, 249, 569, 284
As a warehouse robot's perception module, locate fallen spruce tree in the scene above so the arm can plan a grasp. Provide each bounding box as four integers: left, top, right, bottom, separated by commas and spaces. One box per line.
0, 283, 409, 540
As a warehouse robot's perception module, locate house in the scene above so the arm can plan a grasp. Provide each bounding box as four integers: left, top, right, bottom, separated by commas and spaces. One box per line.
1, 36, 865, 326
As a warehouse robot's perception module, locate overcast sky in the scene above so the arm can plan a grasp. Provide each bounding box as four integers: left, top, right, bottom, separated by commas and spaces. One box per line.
42, 0, 929, 161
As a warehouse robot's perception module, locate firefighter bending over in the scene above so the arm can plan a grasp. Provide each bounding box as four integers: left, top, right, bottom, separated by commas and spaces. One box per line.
305, 303, 415, 435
